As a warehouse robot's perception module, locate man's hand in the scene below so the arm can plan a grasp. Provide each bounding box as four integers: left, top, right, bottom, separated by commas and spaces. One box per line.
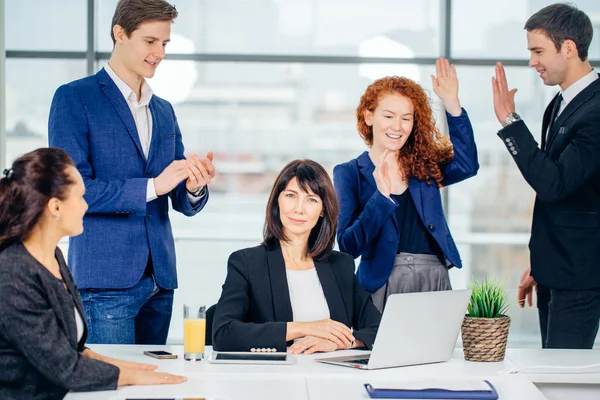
185, 151, 215, 193
517, 267, 536, 308
154, 160, 189, 196
492, 62, 518, 124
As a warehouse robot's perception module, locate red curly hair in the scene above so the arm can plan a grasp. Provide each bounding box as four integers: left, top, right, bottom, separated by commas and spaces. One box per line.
356, 76, 454, 187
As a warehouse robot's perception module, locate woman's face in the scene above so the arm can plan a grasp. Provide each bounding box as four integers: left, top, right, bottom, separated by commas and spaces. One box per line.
54, 166, 88, 237
278, 177, 323, 239
365, 93, 415, 153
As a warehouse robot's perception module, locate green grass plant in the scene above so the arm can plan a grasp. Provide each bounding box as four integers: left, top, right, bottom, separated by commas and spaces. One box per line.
467, 278, 509, 318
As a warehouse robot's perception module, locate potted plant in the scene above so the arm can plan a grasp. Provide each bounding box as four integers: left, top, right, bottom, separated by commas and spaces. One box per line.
461, 278, 511, 362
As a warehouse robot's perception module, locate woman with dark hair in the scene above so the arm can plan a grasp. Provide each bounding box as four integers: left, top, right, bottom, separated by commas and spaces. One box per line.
0, 148, 185, 400
334, 58, 479, 312
213, 159, 381, 354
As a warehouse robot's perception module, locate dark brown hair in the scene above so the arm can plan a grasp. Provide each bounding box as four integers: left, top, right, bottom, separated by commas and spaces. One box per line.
356, 76, 454, 187
263, 160, 338, 260
111, 0, 178, 44
525, 3, 593, 61
0, 148, 75, 251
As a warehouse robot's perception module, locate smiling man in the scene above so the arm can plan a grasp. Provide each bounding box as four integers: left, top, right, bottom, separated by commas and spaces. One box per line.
492, 3, 600, 349
48, 0, 215, 345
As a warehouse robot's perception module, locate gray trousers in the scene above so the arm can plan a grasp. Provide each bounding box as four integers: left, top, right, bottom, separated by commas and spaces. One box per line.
371, 252, 452, 313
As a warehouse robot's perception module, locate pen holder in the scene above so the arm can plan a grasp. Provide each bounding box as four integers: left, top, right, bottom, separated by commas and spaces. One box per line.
461, 315, 510, 362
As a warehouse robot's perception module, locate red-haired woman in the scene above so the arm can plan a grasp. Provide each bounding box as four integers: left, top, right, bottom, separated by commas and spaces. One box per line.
334, 58, 479, 312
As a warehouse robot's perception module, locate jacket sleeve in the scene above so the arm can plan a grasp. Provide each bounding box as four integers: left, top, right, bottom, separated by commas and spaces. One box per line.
440, 108, 480, 186
334, 163, 397, 258
346, 256, 381, 349
48, 84, 149, 216
168, 103, 209, 217
0, 265, 119, 392
498, 115, 600, 202
212, 251, 288, 352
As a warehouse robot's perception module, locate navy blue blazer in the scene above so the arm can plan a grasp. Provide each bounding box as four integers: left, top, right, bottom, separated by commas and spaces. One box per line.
334, 109, 479, 292
212, 243, 381, 352
48, 68, 207, 290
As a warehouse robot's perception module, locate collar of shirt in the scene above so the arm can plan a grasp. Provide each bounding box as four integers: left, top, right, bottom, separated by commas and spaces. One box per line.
104, 63, 153, 107
560, 68, 598, 108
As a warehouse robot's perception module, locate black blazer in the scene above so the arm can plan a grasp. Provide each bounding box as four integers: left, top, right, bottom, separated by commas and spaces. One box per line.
498, 75, 600, 290
0, 242, 119, 400
212, 243, 381, 352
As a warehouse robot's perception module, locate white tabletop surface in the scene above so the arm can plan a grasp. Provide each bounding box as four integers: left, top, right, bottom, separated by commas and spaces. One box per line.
506, 348, 600, 384
64, 345, 545, 400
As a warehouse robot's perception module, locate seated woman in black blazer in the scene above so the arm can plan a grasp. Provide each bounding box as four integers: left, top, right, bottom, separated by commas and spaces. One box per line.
213, 159, 381, 354
0, 148, 185, 400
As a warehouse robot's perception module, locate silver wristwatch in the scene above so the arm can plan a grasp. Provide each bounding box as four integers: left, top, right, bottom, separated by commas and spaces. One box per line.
501, 112, 521, 128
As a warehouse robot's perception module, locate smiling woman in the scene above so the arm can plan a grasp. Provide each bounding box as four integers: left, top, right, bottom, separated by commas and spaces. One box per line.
334, 58, 480, 312
212, 159, 381, 355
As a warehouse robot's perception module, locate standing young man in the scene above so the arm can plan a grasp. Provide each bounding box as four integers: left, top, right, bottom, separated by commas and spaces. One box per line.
492, 3, 600, 349
49, 0, 215, 344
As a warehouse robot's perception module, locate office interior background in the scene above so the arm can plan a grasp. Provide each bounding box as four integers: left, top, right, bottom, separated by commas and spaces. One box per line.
1, 0, 599, 346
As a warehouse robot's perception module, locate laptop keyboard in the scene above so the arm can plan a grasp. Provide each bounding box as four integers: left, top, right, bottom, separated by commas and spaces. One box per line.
344, 356, 370, 365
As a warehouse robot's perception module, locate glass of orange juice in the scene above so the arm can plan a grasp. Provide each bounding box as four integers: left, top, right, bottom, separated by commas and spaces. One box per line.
183, 304, 206, 361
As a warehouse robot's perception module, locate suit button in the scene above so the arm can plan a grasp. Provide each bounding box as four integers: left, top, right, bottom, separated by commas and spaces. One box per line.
146, 212, 152, 219
428, 224, 436, 232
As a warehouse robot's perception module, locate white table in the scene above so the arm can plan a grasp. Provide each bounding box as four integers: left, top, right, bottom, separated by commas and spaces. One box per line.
64, 345, 555, 400
506, 348, 600, 400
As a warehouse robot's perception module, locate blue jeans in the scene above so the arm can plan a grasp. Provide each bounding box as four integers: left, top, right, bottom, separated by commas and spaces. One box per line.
79, 274, 174, 344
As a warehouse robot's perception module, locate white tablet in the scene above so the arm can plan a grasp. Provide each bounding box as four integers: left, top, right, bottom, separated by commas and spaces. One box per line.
208, 351, 294, 365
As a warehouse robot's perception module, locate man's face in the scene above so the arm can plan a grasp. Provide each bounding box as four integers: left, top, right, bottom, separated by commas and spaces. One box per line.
527, 29, 568, 87
115, 20, 171, 79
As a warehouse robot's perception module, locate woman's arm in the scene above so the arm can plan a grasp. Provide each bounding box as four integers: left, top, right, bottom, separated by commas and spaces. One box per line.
0, 267, 120, 392
334, 163, 397, 258
212, 250, 288, 352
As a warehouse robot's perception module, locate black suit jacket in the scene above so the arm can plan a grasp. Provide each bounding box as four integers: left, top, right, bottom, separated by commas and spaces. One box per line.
498, 75, 600, 290
212, 243, 381, 352
0, 242, 119, 400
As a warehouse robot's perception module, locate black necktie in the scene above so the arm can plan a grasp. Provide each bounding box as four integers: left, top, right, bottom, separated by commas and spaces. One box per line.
543, 94, 563, 150
549, 93, 563, 130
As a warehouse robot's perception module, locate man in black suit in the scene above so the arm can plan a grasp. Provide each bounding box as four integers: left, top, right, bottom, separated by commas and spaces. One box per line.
492, 3, 600, 349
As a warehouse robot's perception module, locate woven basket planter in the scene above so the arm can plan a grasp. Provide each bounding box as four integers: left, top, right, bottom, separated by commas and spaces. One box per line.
461, 315, 510, 362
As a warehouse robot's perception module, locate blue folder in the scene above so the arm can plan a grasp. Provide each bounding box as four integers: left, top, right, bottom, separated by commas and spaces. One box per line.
364, 380, 499, 399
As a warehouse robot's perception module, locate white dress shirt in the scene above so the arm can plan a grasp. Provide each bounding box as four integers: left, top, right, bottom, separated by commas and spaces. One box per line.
104, 63, 203, 203
285, 268, 330, 322
557, 68, 598, 116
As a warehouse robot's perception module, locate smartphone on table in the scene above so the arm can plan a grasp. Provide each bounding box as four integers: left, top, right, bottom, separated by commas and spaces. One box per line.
143, 350, 178, 359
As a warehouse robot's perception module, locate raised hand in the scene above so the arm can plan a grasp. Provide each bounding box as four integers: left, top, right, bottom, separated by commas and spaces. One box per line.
431, 57, 462, 116
185, 151, 215, 193
373, 149, 391, 198
492, 62, 518, 124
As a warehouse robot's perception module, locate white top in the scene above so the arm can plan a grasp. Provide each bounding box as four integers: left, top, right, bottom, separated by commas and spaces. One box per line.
557, 68, 598, 115
104, 63, 158, 202
74, 306, 84, 342
103, 64, 203, 204
286, 268, 330, 322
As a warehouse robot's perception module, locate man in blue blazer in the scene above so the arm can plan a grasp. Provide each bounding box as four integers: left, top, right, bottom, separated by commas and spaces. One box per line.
48, 0, 214, 344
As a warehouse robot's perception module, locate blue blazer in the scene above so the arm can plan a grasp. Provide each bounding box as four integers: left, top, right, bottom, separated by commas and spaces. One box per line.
334, 110, 479, 292
48, 68, 207, 290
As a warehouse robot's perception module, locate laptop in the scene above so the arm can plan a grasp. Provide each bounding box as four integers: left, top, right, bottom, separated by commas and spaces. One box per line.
316, 289, 471, 370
